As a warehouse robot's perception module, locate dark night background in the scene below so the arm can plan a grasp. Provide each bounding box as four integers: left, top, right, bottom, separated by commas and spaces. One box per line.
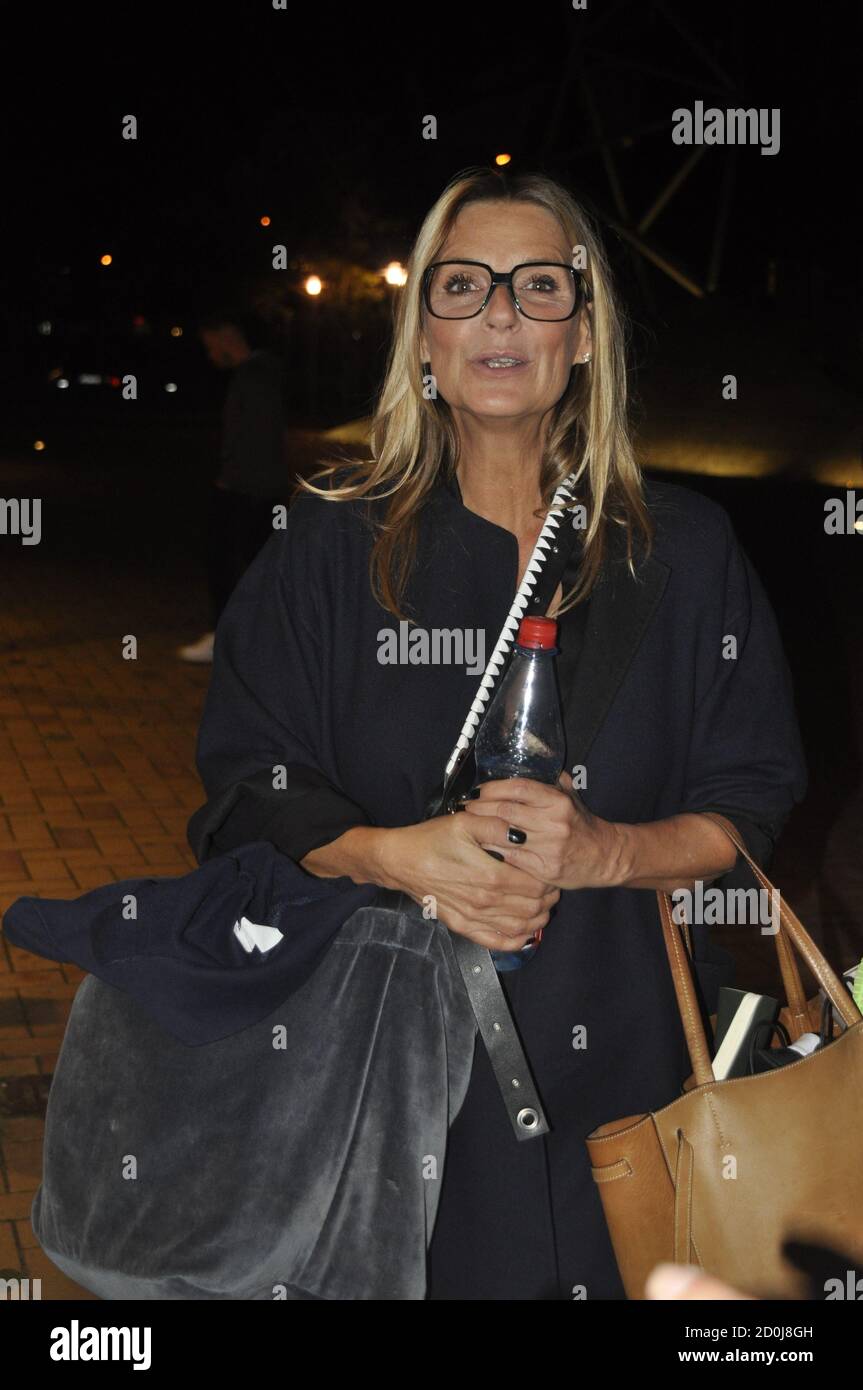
0, 0, 861, 1309
0, 1, 861, 1021
2, 1, 860, 422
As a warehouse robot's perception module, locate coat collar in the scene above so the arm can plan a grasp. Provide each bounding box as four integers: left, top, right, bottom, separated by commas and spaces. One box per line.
429, 469, 670, 772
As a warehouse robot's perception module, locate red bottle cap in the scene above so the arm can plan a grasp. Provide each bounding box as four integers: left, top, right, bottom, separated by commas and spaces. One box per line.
517, 616, 558, 649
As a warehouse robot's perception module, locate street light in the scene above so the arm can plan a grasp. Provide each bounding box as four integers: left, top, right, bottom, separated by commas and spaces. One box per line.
383, 261, 407, 287
304, 275, 322, 296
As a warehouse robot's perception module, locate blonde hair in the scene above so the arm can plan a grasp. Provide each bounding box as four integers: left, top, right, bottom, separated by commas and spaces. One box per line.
296, 165, 654, 620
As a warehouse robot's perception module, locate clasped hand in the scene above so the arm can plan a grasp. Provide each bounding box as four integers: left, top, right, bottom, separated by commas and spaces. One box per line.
379, 772, 624, 954
461, 771, 624, 892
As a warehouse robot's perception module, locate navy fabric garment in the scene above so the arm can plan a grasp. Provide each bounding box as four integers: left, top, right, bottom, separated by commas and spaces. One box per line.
186, 467, 809, 1300
3, 842, 377, 1045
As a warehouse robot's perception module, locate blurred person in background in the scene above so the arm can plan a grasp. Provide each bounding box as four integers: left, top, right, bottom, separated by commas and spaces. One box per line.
178, 310, 289, 663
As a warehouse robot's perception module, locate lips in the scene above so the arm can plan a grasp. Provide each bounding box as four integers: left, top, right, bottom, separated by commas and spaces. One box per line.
470, 354, 530, 374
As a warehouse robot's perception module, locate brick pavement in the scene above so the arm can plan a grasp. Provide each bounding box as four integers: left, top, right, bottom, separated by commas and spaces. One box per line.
0, 502, 210, 1298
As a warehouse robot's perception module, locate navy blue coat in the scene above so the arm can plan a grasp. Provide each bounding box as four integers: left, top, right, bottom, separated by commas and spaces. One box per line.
187, 468, 808, 1300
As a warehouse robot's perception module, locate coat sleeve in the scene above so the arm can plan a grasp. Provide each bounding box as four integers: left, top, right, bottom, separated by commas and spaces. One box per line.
186, 497, 373, 866
678, 507, 808, 879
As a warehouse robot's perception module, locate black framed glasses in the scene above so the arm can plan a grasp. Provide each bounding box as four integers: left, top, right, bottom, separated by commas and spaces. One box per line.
422, 260, 592, 321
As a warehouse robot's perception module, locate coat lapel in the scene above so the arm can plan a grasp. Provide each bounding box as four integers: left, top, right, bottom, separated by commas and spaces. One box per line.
557, 523, 670, 774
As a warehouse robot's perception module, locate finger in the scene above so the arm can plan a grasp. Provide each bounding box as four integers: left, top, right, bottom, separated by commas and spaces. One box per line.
436, 902, 544, 947
473, 882, 559, 906
465, 814, 563, 863
465, 919, 542, 948
454, 828, 556, 895
477, 844, 556, 886
476, 853, 557, 895
462, 898, 555, 933
462, 798, 563, 834
486, 935, 537, 953
464, 930, 537, 953
468, 800, 585, 858
469, 778, 563, 810
436, 880, 555, 926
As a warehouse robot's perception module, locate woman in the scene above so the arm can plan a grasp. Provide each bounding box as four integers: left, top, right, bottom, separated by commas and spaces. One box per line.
188, 167, 808, 1299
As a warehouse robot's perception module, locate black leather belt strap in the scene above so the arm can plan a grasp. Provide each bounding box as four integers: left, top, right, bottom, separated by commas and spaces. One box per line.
369, 887, 550, 1142
449, 934, 550, 1141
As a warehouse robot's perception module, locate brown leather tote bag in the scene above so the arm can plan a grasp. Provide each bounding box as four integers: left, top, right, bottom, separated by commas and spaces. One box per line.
585, 813, 863, 1299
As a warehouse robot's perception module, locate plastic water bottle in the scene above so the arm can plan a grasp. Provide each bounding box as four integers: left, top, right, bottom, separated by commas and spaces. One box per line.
473, 616, 565, 972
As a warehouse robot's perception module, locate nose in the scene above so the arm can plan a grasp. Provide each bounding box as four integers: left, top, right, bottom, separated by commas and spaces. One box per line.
484, 282, 520, 328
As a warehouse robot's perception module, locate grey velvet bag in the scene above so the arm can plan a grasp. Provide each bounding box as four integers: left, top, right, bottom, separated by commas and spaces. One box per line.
32, 898, 476, 1300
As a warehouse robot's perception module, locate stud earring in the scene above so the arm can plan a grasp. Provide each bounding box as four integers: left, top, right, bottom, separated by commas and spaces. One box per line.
583, 353, 592, 363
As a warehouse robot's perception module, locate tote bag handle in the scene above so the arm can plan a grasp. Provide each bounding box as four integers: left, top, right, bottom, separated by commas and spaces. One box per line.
657, 811, 861, 1088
